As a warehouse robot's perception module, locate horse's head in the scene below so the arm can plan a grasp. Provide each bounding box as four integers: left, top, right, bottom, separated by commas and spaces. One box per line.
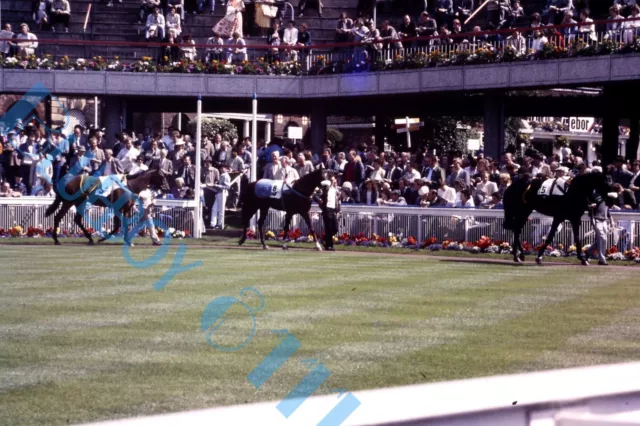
293, 167, 328, 196
572, 170, 612, 201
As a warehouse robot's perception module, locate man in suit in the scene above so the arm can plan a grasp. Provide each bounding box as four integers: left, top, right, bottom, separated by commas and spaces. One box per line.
263, 151, 282, 179
212, 139, 230, 168
421, 154, 445, 189
385, 157, 403, 185
18, 132, 39, 194
315, 175, 340, 251
68, 125, 87, 152
86, 136, 105, 176
202, 156, 220, 226
446, 157, 470, 187
317, 149, 339, 174
177, 155, 196, 189
158, 149, 173, 176
100, 149, 124, 176
611, 156, 633, 188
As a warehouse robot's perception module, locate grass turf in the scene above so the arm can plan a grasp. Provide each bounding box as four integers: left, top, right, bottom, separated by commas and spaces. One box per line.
1, 245, 640, 425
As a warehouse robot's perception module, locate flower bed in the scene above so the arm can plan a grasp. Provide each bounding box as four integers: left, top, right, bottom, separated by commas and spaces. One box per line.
246, 230, 640, 262
0, 226, 191, 239
2, 38, 640, 75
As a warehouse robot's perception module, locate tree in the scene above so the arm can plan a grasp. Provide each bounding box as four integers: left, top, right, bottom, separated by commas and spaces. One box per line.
186, 117, 238, 141
326, 127, 343, 146
417, 117, 472, 155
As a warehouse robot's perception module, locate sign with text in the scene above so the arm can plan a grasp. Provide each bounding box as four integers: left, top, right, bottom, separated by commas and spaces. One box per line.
467, 139, 481, 151
569, 117, 595, 133
287, 126, 303, 139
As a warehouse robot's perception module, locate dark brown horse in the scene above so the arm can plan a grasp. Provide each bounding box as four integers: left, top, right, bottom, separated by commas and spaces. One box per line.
238, 168, 326, 250
503, 171, 611, 265
45, 169, 170, 246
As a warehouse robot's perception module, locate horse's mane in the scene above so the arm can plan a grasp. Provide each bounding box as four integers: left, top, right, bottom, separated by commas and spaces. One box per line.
292, 168, 323, 196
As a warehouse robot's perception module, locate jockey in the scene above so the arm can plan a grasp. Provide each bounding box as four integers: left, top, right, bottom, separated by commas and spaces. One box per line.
136, 186, 162, 246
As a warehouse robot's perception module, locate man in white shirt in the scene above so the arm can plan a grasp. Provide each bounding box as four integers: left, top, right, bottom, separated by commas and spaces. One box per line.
283, 20, 299, 60
205, 31, 224, 62
0, 23, 14, 55
263, 152, 282, 179
211, 164, 231, 229
137, 187, 162, 246
275, 156, 299, 183
117, 137, 140, 173
226, 32, 247, 63
166, 6, 182, 38
316, 176, 339, 250
16, 23, 38, 56
437, 181, 457, 207
146, 7, 166, 40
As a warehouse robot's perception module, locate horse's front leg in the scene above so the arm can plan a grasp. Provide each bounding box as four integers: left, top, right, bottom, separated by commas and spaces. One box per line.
282, 213, 292, 250
302, 211, 322, 251
572, 219, 589, 266
74, 212, 94, 245
536, 218, 560, 264
512, 225, 522, 263
258, 207, 269, 250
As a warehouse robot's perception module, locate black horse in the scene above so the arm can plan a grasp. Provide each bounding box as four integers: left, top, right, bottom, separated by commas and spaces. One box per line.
503, 172, 611, 265
45, 169, 171, 246
238, 168, 326, 250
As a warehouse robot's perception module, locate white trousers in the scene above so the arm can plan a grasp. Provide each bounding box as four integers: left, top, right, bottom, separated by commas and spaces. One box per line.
590, 220, 609, 262
143, 207, 160, 243
212, 190, 227, 228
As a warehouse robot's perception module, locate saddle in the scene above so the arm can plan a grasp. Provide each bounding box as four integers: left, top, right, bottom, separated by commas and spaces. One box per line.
255, 179, 286, 199
537, 178, 569, 197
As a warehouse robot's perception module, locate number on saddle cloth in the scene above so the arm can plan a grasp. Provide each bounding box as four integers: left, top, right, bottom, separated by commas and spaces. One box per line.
537, 178, 568, 197
255, 179, 285, 199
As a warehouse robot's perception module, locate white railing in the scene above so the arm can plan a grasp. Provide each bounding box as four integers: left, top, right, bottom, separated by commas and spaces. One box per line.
266, 206, 640, 249
0, 197, 197, 236
78, 361, 640, 425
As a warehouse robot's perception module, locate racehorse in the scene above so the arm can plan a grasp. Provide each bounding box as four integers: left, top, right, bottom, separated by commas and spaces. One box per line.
502, 172, 611, 265
45, 169, 171, 246
238, 168, 326, 250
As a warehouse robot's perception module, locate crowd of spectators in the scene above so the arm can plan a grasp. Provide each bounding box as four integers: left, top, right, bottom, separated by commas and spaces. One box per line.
1, 123, 639, 229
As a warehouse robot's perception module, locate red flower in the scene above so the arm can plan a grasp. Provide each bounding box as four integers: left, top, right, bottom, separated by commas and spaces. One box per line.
407, 236, 417, 246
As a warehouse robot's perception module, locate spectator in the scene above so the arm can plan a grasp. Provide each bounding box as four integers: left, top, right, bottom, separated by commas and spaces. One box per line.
486, 0, 509, 29
623, 5, 640, 43
158, 148, 173, 176
205, 31, 225, 62
16, 24, 38, 57
226, 32, 247, 62
614, 0, 638, 16
146, 7, 166, 40
100, 149, 124, 176
275, 156, 299, 183
166, 5, 182, 38
50, 0, 71, 33
606, 5, 624, 41
507, 0, 525, 26
266, 21, 282, 60
454, 0, 474, 23
130, 155, 149, 175
296, 23, 311, 64
343, 150, 365, 188
434, 0, 454, 26
140, 0, 161, 24
0, 23, 13, 56
283, 20, 299, 60
172, 177, 189, 198
416, 12, 438, 46
13, 176, 27, 195
177, 155, 196, 188
116, 137, 140, 173
476, 171, 498, 206
381, 189, 407, 206
169, 0, 186, 16
360, 179, 378, 205
294, 153, 313, 177
505, 29, 526, 54
380, 20, 403, 50
87, 137, 105, 176
543, 0, 574, 25
32, 0, 50, 30
437, 180, 456, 206
211, 164, 231, 229
611, 183, 636, 210
336, 12, 353, 43
298, 0, 323, 18
630, 160, 640, 209
531, 29, 548, 51
180, 34, 197, 60
397, 14, 417, 41
456, 188, 474, 208
498, 173, 511, 197
263, 151, 281, 179
213, 0, 245, 38
351, 19, 370, 61
577, 8, 596, 41
0, 182, 21, 197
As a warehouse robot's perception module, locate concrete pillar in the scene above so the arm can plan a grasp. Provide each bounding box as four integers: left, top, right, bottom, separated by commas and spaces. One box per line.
374, 114, 387, 153
483, 94, 505, 161
587, 140, 595, 166
627, 116, 639, 162
243, 120, 250, 139
103, 96, 123, 149
265, 121, 272, 144
310, 102, 327, 155
601, 87, 622, 167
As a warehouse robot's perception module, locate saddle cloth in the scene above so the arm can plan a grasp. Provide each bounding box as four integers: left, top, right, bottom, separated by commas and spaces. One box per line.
96, 174, 127, 198
255, 179, 285, 199
537, 178, 568, 197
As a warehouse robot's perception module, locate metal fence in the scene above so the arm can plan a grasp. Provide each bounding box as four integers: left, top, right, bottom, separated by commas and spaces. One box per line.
266, 206, 640, 250
0, 197, 197, 236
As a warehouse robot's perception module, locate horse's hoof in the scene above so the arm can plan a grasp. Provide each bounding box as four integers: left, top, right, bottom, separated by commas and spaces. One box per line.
54, 241, 61, 246
263, 245, 269, 250
97, 237, 105, 244
88, 240, 95, 246
519, 254, 526, 262
514, 257, 522, 264
238, 239, 245, 246
282, 244, 288, 250
581, 259, 590, 266
535, 257, 543, 265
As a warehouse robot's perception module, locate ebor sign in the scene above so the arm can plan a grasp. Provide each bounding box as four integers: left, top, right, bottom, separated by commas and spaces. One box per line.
569, 117, 595, 133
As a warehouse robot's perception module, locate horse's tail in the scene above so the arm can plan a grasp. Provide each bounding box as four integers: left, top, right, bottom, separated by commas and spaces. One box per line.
502, 184, 517, 231
45, 194, 62, 217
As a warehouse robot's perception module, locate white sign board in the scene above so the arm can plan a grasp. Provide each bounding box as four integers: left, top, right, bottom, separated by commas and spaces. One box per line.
394, 118, 420, 124
569, 117, 595, 133
467, 139, 481, 151
287, 127, 303, 139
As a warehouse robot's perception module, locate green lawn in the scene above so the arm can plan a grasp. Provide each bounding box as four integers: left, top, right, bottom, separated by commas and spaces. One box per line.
1, 245, 640, 425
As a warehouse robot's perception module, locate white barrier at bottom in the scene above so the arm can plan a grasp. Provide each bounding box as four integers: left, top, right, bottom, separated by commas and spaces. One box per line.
80, 362, 640, 426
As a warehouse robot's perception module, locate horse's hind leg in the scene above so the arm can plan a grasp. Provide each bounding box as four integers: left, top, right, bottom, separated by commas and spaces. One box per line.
258, 206, 270, 250
238, 205, 258, 246
536, 218, 560, 264
282, 213, 292, 250
74, 212, 95, 245
52, 202, 72, 245
572, 219, 589, 266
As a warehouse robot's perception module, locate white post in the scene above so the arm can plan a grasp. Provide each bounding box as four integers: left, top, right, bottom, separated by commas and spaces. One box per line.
587, 140, 594, 165
251, 94, 258, 231
194, 96, 203, 239
405, 116, 411, 149
244, 120, 250, 139
94, 96, 99, 127
178, 113, 182, 133
265, 121, 272, 144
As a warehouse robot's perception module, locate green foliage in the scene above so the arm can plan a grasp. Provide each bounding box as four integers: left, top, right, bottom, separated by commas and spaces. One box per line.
419, 117, 471, 155
186, 117, 238, 141
326, 127, 343, 145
